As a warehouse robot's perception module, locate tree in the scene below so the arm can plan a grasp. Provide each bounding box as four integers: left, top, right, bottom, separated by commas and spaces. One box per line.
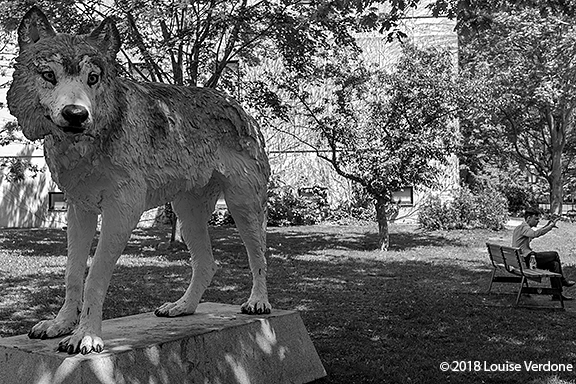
251, 44, 459, 250
0, 0, 425, 86
0, 121, 40, 182
0, 0, 405, 238
460, 7, 576, 215
427, 0, 576, 35
1, 0, 478, 88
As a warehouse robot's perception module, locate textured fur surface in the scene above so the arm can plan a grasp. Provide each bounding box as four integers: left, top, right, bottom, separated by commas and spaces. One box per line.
7, 7, 271, 355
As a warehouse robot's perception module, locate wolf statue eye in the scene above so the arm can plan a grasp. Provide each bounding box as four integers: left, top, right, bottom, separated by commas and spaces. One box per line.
87, 73, 100, 86
41, 70, 56, 84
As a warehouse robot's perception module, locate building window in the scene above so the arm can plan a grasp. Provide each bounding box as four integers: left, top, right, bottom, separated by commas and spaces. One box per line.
48, 192, 67, 211
391, 187, 414, 206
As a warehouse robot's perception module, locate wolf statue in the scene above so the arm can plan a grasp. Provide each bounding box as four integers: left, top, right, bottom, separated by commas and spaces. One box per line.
7, 7, 271, 355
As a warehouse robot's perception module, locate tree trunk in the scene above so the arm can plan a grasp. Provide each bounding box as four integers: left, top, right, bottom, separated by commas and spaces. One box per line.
548, 111, 566, 215
375, 196, 390, 251
549, 166, 563, 215
126, 12, 163, 82
165, 203, 181, 243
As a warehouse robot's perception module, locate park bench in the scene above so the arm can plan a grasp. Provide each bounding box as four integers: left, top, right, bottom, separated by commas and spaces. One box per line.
486, 243, 565, 309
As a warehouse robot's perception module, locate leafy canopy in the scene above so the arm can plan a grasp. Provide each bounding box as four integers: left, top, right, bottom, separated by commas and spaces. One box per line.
460, 7, 576, 185
252, 43, 460, 201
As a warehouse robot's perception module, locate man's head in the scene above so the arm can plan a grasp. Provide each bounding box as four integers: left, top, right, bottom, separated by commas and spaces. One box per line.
524, 207, 541, 227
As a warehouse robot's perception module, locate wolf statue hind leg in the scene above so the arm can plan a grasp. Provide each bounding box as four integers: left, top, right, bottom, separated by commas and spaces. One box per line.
155, 187, 220, 317
224, 178, 271, 315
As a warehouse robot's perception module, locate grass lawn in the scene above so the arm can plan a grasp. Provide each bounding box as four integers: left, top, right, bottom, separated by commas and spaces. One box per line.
2, 221, 576, 383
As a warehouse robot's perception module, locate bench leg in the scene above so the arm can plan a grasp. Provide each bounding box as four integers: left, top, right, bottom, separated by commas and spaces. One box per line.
515, 277, 527, 306
555, 278, 565, 310
516, 277, 565, 310
487, 268, 496, 293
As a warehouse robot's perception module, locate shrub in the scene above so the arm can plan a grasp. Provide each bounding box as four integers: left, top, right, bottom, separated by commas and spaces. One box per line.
209, 209, 235, 226
418, 195, 457, 230
325, 187, 376, 225
473, 186, 510, 230
267, 181, 329, 226
325, 202, 376, 225
204, 180, 330, 227
463, 167, 539, 216
500, 183, 538, 216
419, 186, 509, 230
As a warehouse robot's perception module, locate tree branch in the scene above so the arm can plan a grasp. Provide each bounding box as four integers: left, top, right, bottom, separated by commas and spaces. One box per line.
126, 11, 166, 83
281, 81, 371, 191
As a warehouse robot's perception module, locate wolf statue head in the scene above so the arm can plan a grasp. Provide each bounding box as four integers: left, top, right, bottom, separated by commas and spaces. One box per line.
7, 6, 122, 141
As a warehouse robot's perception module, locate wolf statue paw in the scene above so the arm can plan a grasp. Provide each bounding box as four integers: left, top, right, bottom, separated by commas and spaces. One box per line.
58, 330, 104, 355
154, 300, 196, 317
28, 319, 76, 340
241, 299, 272, 315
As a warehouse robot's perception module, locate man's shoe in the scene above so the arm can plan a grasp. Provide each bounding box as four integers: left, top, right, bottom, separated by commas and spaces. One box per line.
562, 280, 576, 287
552, 294, 574, 301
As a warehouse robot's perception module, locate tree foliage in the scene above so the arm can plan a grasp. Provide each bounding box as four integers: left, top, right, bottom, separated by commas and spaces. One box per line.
0, 118, 39, 183
0, 0, 429, 183
427, 0, 576, 36
322, 45, 458, 198
0, 0, 426, 88
460, 6, 576, 214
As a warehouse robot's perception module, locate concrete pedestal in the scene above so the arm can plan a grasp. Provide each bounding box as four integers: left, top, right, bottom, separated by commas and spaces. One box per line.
0, 302, 326, 384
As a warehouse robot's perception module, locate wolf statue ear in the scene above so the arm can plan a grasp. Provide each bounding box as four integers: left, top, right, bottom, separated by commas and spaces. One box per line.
17, 6, 56, 49
88, 18, 121, 59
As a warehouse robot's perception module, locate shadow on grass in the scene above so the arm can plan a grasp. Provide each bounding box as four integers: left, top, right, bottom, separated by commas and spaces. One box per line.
265, 225, 466, 256
0, 272, 65, 336
0, 224, 464, 259
0, 228, 68, 257
1, 225, 576, 384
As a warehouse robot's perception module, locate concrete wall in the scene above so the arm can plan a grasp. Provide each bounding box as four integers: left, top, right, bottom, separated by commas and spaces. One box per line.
0, 144, 67, 228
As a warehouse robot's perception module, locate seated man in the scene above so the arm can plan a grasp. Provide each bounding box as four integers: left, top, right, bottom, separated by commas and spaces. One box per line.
512, 207, 575, 301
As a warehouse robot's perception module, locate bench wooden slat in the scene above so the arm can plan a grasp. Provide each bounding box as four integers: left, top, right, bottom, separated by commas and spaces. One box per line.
522, 268, 561, 278
486, 243, 506, 268
492, 276, 522, 283
500, 246, 523, 270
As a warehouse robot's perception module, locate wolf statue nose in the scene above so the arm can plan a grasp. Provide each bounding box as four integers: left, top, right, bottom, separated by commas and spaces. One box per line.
61, 104, 89, 127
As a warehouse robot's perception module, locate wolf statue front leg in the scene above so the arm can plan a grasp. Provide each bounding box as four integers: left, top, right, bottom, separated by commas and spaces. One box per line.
28, 205, 98, 339
58, 198, 144, 354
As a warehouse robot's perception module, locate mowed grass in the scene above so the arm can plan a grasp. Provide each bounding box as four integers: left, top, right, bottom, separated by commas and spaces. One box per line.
2, 221, 576, 383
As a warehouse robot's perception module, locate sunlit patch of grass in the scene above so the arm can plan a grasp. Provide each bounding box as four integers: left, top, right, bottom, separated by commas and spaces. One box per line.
529, 376, 576, 384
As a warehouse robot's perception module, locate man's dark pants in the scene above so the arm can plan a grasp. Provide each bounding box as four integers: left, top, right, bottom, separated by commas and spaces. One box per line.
525, 251, 565, 289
